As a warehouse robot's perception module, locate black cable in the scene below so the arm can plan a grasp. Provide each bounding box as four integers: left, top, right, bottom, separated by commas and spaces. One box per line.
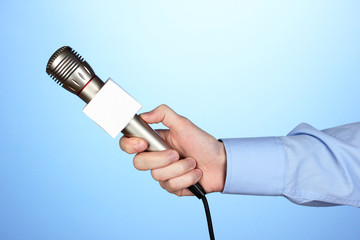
201, 196, 215, 240
188, 184, 215, 239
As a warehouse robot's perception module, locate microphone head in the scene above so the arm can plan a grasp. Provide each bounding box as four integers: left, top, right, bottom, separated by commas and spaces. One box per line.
46, 46, 104, 103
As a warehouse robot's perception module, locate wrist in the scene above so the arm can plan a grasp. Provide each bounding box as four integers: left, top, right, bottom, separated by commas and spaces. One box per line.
215, 141, 227, 192
204, 140, 226, 193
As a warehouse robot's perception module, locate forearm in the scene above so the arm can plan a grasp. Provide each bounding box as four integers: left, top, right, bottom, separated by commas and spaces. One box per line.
221, 122, 360, 207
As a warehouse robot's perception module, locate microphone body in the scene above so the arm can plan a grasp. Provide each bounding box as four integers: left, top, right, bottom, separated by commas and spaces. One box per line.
46, 46, 205, 199
122, 114, 168, 151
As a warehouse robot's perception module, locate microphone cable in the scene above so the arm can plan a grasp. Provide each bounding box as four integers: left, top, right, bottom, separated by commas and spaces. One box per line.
202, 196, 215, 240
188, 183, 215, 240
189, 184, 215, 240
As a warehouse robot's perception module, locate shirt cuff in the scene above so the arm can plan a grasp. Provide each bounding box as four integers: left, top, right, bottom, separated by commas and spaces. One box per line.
221, 137, 286, 196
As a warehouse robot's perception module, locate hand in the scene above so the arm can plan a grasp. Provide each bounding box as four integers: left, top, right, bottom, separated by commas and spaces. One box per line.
119, 104, 226, 196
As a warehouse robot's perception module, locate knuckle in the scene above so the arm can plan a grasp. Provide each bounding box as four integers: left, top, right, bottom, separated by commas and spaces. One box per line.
167, 179, 179, 192
175, 116, 192, 129
180, 116, 192, 126
158, 104, 169, 111
132, 155, 143, 170
151, 169, 162, 181
159, 181, 165, 189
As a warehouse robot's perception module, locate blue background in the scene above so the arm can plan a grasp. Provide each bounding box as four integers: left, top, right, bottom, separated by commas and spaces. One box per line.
1, 0, 359, 239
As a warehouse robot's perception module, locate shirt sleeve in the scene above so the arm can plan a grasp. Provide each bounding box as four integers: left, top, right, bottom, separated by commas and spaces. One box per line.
221, 122, 360, 207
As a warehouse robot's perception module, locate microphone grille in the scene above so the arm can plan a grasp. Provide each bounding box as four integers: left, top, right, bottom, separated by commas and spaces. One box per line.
46, 46, 84, 85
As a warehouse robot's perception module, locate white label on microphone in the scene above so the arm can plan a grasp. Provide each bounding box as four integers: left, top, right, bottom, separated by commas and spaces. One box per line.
83, 78, 142, 138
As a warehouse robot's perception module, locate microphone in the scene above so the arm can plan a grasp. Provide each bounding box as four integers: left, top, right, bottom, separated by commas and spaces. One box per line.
45, 46, 206, 199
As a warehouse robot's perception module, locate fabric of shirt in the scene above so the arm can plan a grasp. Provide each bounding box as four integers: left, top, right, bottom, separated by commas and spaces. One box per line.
221, 122, 360, 207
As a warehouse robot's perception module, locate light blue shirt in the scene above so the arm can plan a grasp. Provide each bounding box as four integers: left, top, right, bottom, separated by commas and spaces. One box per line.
221, 122, 360, 207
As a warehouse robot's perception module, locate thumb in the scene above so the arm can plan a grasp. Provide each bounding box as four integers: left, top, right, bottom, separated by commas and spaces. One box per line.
140, 104, 185, 129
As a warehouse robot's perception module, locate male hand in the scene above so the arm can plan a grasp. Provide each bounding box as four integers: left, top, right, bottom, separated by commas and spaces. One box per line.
120, 105, 226, 196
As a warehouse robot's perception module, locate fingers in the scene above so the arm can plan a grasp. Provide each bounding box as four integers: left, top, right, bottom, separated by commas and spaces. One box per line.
151, 157, 197, 181
173, 189, 193, 197
119, 136, 148, 154
133, 149, 179, 171
140, 104, 186, 129
159, 169, 202, 195
119, 104, 204, 197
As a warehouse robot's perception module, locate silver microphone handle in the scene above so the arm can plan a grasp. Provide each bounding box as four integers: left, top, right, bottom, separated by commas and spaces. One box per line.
122, 114, 170, 151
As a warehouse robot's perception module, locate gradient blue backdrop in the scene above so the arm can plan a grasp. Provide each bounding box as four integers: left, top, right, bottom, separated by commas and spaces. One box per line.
1, 1, 359, 239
